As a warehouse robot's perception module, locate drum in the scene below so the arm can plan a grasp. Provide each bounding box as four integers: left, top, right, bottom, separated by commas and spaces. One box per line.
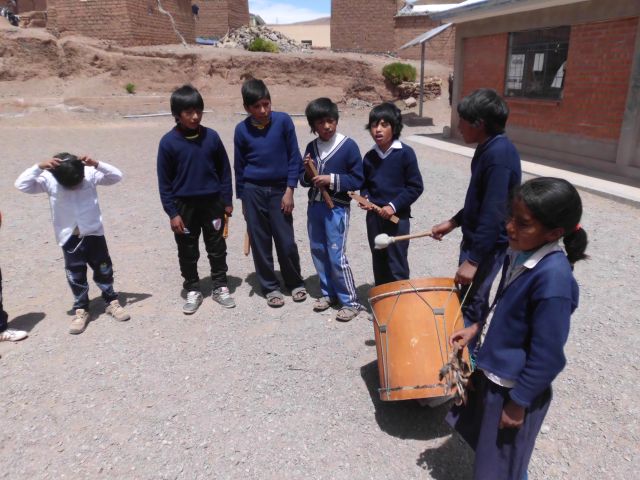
369, 277, 469, 401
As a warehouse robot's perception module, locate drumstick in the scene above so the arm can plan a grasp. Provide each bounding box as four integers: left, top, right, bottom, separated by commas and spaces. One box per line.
304, 154, 334, 209
243, 230, 251, 256
374, 231, 433, 249
347, 191, 399, 224
223, 213, 229, 239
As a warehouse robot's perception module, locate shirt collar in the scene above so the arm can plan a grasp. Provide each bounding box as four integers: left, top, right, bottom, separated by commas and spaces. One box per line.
373, 139, 402, 159
510, 240, 563, 270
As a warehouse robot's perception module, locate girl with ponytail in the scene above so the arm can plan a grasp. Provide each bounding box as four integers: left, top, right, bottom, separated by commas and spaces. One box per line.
446, 177, 587, 480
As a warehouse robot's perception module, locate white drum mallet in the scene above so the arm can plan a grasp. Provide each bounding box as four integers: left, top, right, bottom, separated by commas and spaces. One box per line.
374, 230, 434, 249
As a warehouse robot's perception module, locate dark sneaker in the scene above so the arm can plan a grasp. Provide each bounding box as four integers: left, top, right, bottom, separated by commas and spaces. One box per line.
212, 287, 236, 309
183, 291, 203, 315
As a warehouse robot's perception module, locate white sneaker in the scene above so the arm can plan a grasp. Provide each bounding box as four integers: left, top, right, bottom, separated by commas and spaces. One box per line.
69, 309, 89, 335
183, 291, 203, 315
0, 328, 28, 342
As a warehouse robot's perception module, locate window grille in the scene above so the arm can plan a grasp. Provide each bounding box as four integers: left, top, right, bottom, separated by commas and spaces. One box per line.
505, 26, 570, 100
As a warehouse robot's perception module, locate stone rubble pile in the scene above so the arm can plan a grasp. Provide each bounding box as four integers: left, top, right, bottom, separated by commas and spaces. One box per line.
396, 77, 442, 100
218, 25, 309, 53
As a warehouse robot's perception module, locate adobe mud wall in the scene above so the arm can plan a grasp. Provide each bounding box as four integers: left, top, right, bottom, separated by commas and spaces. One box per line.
47, 0, 195, 47
194, 0, 249, 39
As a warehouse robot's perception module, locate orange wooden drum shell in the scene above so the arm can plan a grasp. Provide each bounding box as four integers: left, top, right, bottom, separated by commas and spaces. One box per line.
369, 278, 469, 401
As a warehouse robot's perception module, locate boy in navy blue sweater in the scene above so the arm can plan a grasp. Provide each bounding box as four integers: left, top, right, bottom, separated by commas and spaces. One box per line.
300, 98, 364, 321
157, 85, 235, 313
432, 89, 521, 354
362, 103, 423, 286
234, 79, 306, 307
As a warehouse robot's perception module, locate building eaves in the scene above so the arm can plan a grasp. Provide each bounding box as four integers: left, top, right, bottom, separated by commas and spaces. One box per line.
429, 0, 589, 23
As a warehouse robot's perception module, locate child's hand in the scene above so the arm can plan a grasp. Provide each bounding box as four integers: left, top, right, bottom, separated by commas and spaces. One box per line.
455, 260, 478, 285
379, 205, 395, 220
431, 219, 457, 240
225, 205, 233, 217
312, 175, 330, 189
450, 323, 481, 348
500, 401, 525, 429
281, 187, 294, 215
80, 155, 99, 168
38, 158, 61, 170
170, 215, 186, 234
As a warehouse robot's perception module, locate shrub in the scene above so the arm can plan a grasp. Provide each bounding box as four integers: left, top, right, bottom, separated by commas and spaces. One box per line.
382, 62, 417, 85
247, 37, 279, 53
125, 82, 136, 94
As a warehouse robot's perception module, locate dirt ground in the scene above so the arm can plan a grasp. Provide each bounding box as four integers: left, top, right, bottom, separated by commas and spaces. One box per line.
1, 22, 639, 480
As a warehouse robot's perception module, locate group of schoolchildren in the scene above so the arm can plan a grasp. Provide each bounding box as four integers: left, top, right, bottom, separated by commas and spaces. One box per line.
1, 79, 589, 479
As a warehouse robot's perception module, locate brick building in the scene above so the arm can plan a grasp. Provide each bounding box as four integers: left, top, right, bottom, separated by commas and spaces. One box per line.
45, 0, 195, 46
194, 0, 249, 39
433, 0, 640, 181
331, 0, 457, 64
12, 0, 47, 12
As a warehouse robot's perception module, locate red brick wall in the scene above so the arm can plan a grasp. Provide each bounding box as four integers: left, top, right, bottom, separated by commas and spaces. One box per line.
15, 0, 47, 12
461, 17, 639, 140
195, 0, 249, 39
331, 0, 401, 53
47, 0, 195, 46
394, 15, 455, 65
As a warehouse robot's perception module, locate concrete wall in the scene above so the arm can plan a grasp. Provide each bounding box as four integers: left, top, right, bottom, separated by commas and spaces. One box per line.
194, 0, 249, 39
269, 24, 330, 48
47, 0, 195, 46
451, 0, 640, 180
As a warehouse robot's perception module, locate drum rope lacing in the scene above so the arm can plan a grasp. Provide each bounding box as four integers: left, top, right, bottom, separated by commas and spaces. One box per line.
372, 281, 473, 400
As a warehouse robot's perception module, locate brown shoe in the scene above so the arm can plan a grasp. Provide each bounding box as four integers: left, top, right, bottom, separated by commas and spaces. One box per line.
105, 300, 130, 322
69, 309, 89, 334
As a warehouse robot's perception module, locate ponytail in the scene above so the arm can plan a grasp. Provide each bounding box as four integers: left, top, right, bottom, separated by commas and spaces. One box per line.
563, 227, 588, 265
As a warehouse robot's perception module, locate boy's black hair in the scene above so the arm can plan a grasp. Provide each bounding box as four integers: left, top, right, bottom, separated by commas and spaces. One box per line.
365, 102, 403, 139
51, 152, 84, 188
305, 97, 339, 133
457, 88, 509, 136
512, 177, 588, 264
170, 84, 204, 123
241, 78, 271, 106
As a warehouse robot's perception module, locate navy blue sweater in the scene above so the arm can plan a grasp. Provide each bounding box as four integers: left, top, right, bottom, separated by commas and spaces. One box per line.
157, 126, 233, 218
452, 134, 521, 264
478, 250, 578, 408
234, 111, 302, 199
361, 143, 424, 216
300, 136, 363, 206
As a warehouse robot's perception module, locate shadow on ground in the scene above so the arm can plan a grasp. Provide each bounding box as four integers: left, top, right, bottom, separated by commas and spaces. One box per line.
7, 312, 46, 332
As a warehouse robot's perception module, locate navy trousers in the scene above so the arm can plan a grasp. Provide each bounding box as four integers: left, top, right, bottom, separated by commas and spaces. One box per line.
446, 371, 550, 480
62, 235, 118, 310
242, 183, 304, 295
458, 245, 507, 355
174, 195, 228, 292
366, 211, 410, 286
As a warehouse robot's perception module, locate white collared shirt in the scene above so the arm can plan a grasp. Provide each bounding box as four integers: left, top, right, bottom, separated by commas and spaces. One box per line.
373, 139, 403, 160
317, 133, 346, 192
482, 241, 563, 388
15, 162, 122, 246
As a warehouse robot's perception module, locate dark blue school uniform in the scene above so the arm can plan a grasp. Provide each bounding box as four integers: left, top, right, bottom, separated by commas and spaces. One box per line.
362, 141, 423, 285
452, 134, 521, 352
234, 111, 304, 295
447, 246, 578, 479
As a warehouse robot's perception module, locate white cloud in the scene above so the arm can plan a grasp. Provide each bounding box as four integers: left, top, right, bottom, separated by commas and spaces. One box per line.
249, 1, 328, 25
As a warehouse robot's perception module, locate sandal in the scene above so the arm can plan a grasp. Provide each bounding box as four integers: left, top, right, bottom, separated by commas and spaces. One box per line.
336, 306, 360, 322
291, 287, 307, 303
266, 291, 285, 308
313, 296, 335, 312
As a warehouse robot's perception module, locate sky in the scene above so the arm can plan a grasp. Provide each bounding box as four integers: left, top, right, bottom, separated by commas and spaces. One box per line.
248, 0, 331, 25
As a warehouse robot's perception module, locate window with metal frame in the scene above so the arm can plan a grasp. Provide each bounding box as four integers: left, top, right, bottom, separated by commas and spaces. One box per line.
505, 26, 570, 100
